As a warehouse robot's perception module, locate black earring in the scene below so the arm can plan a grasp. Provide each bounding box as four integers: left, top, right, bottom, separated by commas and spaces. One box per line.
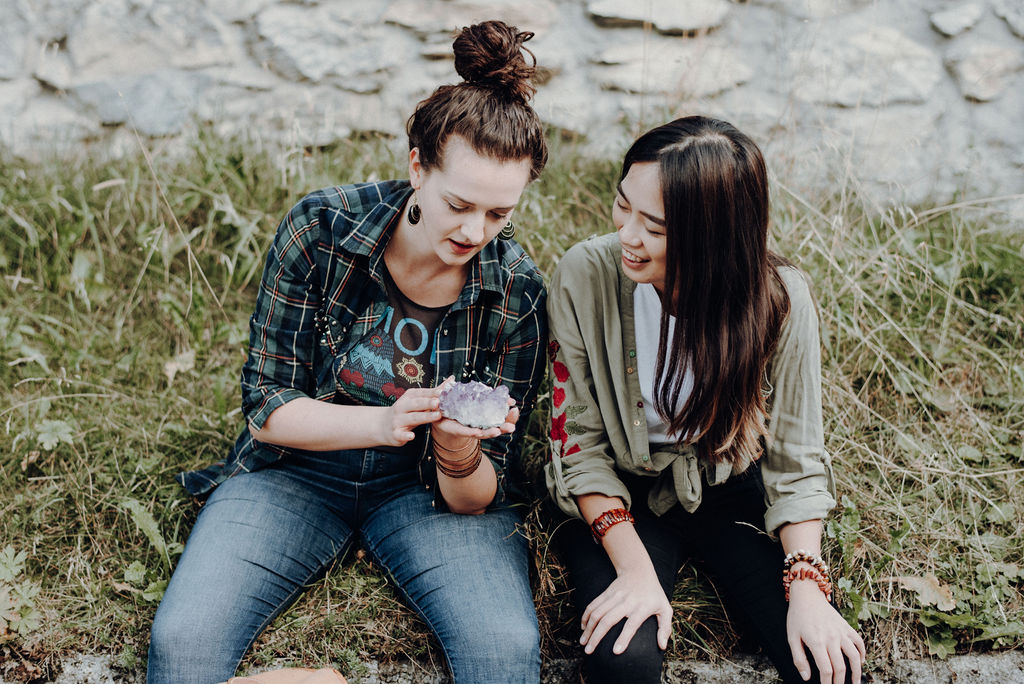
407, 194, 421, 225
498, 220, 515, 240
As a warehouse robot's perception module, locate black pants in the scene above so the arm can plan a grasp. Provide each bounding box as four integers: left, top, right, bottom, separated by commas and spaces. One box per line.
554, 465, 852, 684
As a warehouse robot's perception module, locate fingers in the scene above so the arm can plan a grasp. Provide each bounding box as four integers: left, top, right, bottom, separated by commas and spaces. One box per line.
611, 614, 645, 655
826, 641, 846, 684
655, 605, 672, 651
842, 637, 862, 684
788, 634, 812, 682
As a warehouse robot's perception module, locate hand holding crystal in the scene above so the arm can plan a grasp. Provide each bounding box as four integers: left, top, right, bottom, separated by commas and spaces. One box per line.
431, 377, 518, 447
378, 386, 444, 447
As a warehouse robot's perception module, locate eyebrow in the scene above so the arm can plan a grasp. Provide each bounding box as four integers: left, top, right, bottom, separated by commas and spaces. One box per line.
446, 192, 516, 213
616, 182, 666, 226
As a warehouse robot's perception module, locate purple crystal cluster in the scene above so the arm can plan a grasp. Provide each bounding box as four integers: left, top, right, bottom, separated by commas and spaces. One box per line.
438, 381, 511, 429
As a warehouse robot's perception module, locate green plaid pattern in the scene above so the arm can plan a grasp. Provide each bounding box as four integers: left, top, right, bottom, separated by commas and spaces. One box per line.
178, 180, 547, 506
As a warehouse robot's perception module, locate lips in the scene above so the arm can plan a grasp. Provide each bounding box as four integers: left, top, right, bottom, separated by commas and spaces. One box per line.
621, 247, 649, 264
449, 239, 476, 255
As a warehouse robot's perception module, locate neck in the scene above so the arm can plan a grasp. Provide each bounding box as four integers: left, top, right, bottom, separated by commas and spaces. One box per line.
386, 202, 469, 282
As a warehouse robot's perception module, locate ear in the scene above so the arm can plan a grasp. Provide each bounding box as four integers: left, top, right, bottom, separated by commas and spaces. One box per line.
408, 147, 425, 190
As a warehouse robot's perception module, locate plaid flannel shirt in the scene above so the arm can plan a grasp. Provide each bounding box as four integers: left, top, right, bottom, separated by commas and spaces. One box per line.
178, 180, 548, 506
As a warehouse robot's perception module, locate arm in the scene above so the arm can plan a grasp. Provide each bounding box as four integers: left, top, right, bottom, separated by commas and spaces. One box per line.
545, 243, 671, 652
765, 270, 863, 683
241, 195, 443, 452
780, 520, 866, 684
436, 270, 548, 514
545, 244, 633, 517
577, 494, 672, 655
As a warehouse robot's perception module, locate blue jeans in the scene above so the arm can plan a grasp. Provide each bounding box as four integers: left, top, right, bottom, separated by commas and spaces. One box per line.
147, 448, 540, 684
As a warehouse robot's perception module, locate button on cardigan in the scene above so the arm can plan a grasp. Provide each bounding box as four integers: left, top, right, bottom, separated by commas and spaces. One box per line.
544, 233, 835, 535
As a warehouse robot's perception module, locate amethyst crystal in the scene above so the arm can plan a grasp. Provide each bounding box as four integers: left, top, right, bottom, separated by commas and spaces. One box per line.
438, 381, 511, 429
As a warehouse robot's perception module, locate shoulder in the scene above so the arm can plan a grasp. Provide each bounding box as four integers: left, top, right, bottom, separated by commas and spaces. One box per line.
552, 233, 619, 288
487, 238, 547, 310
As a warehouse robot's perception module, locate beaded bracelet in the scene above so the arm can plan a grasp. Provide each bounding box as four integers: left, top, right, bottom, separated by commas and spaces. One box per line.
782, 550, 833, 601
590, 507, 635, 543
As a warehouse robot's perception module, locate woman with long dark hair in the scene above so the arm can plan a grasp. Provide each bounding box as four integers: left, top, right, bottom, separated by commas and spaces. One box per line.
148, 21, 548, 684
546, 116, 865, 684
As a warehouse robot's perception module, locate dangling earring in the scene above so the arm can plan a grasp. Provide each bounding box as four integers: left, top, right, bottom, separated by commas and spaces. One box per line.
407, 194, 421, 225
498, 219, 515, 240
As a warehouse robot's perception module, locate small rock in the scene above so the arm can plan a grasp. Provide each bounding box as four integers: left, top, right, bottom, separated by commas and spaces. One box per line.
0, 79, 41, 126
208, 0, 275, 24
993, 0, 1024, 39
0, 14, 28, 80
930, 3, 985, 37
382, 0, 558, 37
71, 69, 208, 136
596, 40, 752, 97
256, 6, 408, 90
587, 0, 730, 35
32, 41, 75, 90
791, 26, 943, 107
946, 44, 1024, 102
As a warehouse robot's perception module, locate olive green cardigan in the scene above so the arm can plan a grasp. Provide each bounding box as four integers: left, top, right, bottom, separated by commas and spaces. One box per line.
544, 234, 836, 536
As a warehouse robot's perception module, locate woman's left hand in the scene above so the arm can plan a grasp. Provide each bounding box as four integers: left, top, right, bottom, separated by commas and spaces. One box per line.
786, 582, 866, 684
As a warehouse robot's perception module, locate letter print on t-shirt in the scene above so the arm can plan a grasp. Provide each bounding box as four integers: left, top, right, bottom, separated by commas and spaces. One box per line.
336, 268, 445, 407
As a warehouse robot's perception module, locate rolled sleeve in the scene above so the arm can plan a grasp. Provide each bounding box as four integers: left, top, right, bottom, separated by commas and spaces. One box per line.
761, 269, 836, 535
240, 197, 323, 430
544, 245, 631, 519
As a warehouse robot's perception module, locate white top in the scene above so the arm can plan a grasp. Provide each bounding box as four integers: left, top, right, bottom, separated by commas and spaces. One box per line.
633, 282, 693, 444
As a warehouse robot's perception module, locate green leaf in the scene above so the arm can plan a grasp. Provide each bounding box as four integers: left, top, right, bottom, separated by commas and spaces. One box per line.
121, 499, 167, 561
36, 419, 74, 451
142, 580, 167, 603
124, 561, 147, 587
971, 622, 1024, 643
926, 631, 957, 659
12, 605, 42, 636
0, 547, 27, 583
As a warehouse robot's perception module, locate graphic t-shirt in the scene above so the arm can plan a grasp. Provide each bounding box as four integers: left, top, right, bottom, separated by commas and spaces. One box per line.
336, 266, 446, 409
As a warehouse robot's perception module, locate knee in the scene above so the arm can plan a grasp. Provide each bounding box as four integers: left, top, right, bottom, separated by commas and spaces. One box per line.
447, 613, 540, 674
582, 622, 664, 684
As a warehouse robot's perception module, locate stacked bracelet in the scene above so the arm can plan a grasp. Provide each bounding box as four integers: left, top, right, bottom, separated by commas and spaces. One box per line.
590, 507, 635, 543
433, 439, 483, 479
782, 550, 833, 602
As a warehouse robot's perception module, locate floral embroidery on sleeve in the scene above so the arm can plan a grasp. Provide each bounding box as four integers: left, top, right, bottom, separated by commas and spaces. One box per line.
548, 338, 587, 460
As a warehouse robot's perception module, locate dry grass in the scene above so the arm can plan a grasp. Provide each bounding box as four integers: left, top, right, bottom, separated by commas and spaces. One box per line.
0, 127, 1021, 681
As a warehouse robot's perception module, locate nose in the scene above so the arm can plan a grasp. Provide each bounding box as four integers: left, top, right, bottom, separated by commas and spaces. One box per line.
618, 215, 642, 245
459, 212, 486, 244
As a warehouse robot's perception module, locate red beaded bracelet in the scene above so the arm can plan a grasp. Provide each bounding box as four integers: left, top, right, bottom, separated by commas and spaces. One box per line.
782, 550, 833, 601
590, 507, 634, 543
783, 565, 833, 601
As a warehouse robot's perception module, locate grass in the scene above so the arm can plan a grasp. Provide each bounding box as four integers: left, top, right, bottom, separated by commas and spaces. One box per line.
1, 126, 1022, 681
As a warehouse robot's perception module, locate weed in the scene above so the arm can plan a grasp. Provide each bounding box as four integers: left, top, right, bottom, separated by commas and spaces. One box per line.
1, 127, 1021, 680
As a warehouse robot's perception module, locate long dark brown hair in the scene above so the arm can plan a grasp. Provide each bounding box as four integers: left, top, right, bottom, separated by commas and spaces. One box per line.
407, 20, 547, 180
623, 116, 791, 466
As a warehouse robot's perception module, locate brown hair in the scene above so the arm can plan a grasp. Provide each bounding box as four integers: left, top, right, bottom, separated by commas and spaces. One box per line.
621, 116, 791, 467
407, 20, 547, 180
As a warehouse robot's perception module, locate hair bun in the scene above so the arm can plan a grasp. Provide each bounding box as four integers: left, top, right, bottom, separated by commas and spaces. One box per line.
452, 20, 537, 103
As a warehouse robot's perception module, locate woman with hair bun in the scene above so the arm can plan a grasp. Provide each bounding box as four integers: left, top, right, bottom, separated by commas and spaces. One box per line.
148, 21, 548, 684
546, 116, 866, 684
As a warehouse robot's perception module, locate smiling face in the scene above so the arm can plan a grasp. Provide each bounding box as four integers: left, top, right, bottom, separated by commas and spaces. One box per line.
409, 135, 533, 267
613, 161, 668, 293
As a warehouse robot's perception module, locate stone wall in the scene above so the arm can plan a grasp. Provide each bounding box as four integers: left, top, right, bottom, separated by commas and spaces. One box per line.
2, 0, 1022, 217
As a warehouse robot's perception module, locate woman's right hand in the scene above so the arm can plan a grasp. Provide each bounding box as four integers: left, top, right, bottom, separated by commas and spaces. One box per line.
580, 557, 673, 656
378, 388, 442, 446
